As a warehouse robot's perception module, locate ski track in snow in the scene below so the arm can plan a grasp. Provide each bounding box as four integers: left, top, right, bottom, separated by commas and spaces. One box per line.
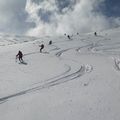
55, 49, 70, 57
113, 58, 120, 71
0, 44, 87, 104
0, 65, 86, 104
0, 32, 120, 105
0, 36, 95, 104
1, 29, 120, 120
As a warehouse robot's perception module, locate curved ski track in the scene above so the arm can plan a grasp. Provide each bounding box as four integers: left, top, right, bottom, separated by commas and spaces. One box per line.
0, 65, 85, 104
0, 39, 95, 104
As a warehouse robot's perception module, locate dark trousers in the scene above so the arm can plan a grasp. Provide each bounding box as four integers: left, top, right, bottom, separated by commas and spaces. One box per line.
19, 57, 23, 62
40, 48, 43, 52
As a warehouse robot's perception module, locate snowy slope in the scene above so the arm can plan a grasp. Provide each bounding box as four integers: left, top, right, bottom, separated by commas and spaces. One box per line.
0, 28, 120, 120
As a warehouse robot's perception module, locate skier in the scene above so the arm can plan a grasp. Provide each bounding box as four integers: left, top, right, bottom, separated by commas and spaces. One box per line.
49, 40, 52, 45
67, 35, 70, 39
94, 32, 97, 36
16, 50, 23, 62
40, 44, 44, 52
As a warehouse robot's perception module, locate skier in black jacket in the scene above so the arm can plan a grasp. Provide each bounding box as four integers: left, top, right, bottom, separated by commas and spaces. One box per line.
16, 50, 23, 62
40, 44, 44, 52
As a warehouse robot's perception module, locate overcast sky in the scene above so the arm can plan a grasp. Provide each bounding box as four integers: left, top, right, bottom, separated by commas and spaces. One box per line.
0, 0, 120, 36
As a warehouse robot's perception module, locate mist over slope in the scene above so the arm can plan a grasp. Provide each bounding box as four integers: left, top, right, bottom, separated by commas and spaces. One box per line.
0, 27, 120, 120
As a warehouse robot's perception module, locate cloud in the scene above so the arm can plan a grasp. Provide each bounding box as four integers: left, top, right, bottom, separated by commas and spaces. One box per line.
25, 0, 120, 36
0, 0, 33, 34
0, 0, 119, 36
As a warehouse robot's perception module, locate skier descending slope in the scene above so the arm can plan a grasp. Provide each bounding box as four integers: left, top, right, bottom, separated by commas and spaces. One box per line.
16, 50, 23, 63
40, 44, 44, 53
94, 32, 97, 36
49, 40, 52, 45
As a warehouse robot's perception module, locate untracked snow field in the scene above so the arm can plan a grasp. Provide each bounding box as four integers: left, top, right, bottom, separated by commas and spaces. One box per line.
0, 28, 120, 120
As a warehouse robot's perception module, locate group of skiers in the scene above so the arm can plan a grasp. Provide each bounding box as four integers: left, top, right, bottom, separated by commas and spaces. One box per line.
64, 33, 71, 39
16, 40, 52, 63
16, 31, 97, 63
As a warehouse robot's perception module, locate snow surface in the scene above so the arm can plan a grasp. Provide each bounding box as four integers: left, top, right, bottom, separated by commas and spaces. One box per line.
0, 28, 120, 120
